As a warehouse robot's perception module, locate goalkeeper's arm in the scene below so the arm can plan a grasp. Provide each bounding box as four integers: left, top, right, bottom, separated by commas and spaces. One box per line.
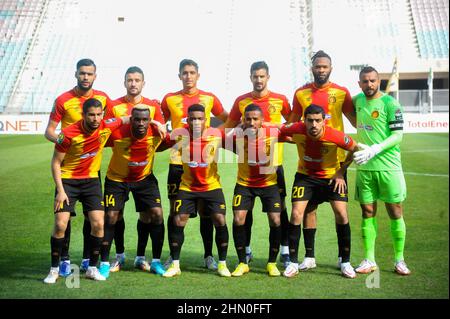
354, 130, 403, 165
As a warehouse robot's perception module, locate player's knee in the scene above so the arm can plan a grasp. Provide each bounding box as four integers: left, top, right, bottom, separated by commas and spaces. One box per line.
212, 214, 226, 227
106, 211, 119, 224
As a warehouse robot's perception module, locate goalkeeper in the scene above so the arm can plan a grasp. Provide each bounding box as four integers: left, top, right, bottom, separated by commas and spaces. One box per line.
352, 66, 410, 276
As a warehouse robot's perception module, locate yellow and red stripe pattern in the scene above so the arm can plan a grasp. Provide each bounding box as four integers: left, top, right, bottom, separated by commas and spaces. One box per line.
292, 82, 354, 162
105, 96, 165, 123
169, 126, 223, 192
235, 126, 282, 187
281, 122, 355, 179
161, 90, 224, 164
55, 118, 122, 179
106, 124, 162, 182
229, 91, 291, 166
50, 88, 112, 128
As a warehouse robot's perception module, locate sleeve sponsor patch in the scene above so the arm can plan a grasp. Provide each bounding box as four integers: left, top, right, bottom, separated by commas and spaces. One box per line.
344, 135, 351, 145
395, 108, 403, 121
105, 118, 117, 124
57, 133, 65, 144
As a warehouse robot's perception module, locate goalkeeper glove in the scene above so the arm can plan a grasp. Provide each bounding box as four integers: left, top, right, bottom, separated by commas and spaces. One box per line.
353, 143, 383, 165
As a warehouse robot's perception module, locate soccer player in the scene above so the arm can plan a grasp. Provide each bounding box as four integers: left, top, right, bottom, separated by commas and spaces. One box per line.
44, 58, 113, 277
163, 104, 231, 278
43, 98, 125, 284
230, 104, 284, 277
288, 50, 356, 271
280, 104, 357, 279
352, 66, 410, 276
161, 59, 229, 270
224, 61, 291, 266
99, 105, 166, 278
104, 66, 166, 273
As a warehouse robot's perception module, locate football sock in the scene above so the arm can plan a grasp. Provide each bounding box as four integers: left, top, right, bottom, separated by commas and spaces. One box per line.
390, 217, 406, 262
361, 217, 377, 262
169, 225, 185, 260
61, 219, 71, 261
280, 208, 289, 247
232, 224, 247, 263
82, 218, 91, 259
136, 220, 150, 257
288, 223, 301, 264
215, 224, 229, 261
149, 222, 164, 260
50, 236, 64, 267
303, 228, 316, 258
88, 235, 102, 267
200, 216, 214, 258
336, 223, 351, 263
114, 217, 125, 255
244, 210, 253, 247
167, 215, 174, 243
100, 220, 115, 262
268, 225, 281, 263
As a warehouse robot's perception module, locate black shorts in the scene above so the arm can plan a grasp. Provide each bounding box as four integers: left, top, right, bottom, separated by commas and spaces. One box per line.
167, 164, 183, 199
233, 184, 281, 213
291, 173, 348, 204
104, 174, 161, 212
276, 165, 287, 198
175, 189, 226, 216
55, 178, 104, 215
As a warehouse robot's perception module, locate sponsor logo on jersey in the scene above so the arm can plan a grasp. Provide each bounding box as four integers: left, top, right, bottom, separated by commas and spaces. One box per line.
358, 124, 373, 131
325, 113, 332, 120
303, 155, 323, 163
80, 151, 98, 159
105, 118, 117, 124
128, 160, 149, 167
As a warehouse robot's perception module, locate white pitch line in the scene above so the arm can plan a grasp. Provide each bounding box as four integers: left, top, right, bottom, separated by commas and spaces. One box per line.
402, 149, 449, 153
347, 167, 449, 177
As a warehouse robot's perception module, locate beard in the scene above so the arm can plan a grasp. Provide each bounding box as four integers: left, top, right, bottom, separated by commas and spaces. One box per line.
77, 80, 93, 92
313, 72, 330, 85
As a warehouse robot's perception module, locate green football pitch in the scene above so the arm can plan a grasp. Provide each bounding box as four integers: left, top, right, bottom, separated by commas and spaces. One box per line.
0, 133, 448, 299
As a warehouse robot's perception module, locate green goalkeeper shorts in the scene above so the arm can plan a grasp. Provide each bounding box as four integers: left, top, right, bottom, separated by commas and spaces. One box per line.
355, 170, 407, 204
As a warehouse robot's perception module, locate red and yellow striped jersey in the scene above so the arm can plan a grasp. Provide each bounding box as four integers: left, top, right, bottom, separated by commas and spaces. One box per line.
105, 124, 162, 182
169, 125, 223, 192
234, 125, 285, 187
280, 122, 355, 179
229, 91, 291, 166
55, 118, 122, 179
105, 96, 165, 123
50, 88, 112, 129
161, 90, 224, 165
292, 82, 354, 161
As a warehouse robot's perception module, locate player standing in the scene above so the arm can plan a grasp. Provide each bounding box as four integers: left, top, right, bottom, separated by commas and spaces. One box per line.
224, 61, 291, 266
352, 66, 410, 276
161, 59, 228, 270
44, 58, 113, 276
104, 66, 165, 273
288, 50, 356, 271
43, 98, 125, 283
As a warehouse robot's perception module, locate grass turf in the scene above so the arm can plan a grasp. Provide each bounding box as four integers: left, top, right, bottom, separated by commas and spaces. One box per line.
0, 133, 448, 299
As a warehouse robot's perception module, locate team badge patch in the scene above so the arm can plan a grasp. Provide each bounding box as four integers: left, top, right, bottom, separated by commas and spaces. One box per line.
57, 133, 65, 144
371, 110, 379, 119
328, 95, 336, 103
105, 118, 117, 124
268, 105, 276, 114
344, 136, 351, 145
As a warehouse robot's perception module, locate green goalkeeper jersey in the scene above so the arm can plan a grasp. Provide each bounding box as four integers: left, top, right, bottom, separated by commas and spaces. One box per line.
353, 93, 404, 171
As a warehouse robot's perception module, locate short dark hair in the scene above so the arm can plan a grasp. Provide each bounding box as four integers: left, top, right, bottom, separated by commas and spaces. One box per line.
179, 59, 199, 73
311, 50, 332, 64
188, 103, 205, 114
250, 61, 269, 74
125, 66, 144, 80
359, 66, 379, 78
244, 103, 263, 115
82, 98, 103, 114
76, 58, 96, 70
304, 104, 325, 119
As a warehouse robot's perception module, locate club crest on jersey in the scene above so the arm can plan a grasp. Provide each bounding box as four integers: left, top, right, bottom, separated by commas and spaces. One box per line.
268, 105, 277, 114
371, 110, 379, 119
57, 133, 65, 144
105, 118, 117, 124
328, 95, 336, 104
